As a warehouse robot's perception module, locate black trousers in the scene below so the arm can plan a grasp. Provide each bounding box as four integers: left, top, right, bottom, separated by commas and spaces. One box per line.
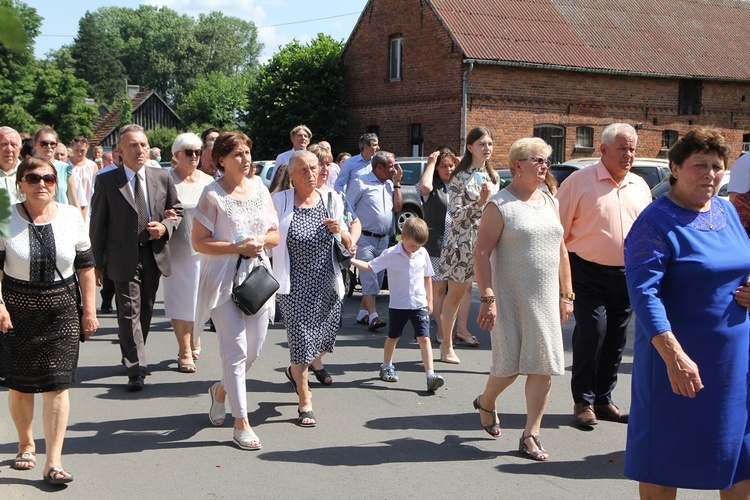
569, 253, 633, 406
114, 245, 161, 378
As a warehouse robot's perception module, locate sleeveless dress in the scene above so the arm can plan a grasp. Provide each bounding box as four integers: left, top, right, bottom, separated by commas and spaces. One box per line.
276, 199, 341, 365
624, 196, 750, 489
488, 189, 565, 377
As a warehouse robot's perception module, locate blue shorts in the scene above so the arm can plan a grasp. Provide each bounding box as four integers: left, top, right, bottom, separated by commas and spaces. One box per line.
388, 308, 430, 339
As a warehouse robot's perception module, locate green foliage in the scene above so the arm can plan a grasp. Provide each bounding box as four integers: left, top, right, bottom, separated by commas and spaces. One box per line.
117, 95, 133, 128
41, 45, 75, 72
0, 5, 29, 52
0, 189, 11, 239
145, 127, 180, 162
178, 72, 250, 129
244, 34, 346, 159
69, 6, 262, 108
29, 67, 97, 143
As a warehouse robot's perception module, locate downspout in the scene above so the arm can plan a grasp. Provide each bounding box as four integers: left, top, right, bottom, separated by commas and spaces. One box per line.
461, 61, 474, 153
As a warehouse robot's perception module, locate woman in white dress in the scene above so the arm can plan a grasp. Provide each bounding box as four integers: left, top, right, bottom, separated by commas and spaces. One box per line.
162, 133, 214, 372
472, 138, 573, 461
192, 132, 279, 450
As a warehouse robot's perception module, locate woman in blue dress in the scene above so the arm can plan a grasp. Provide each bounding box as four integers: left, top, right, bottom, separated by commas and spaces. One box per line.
624, 127, 750, 498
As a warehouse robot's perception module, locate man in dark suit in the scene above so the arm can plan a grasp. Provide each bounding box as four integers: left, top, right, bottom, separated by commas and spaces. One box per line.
90, 124, 183, 391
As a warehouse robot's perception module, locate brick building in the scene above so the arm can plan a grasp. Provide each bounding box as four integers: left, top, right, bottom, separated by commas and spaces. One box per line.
341, 0, 750, 165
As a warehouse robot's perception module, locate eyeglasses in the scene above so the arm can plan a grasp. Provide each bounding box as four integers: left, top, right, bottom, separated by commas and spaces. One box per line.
22, 173, 57, 186
72, 138, 88, 144
38, 140, 57, 148
522, 156, 552, 167
182, 149, 201, 157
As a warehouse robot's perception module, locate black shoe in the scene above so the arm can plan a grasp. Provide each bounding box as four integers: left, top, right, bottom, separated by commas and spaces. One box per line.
127, 375, 144, 392
100, 303, 113, 314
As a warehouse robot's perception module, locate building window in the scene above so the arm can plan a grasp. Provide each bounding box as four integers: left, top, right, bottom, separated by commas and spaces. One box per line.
409, 123, 423, 156
678, 80, 702, 115
662, 130, 678, 149
366, 125, 380, 136
389, 36, 402, 81
533, 125, 565, 164
575, 126, 594, 148
743, 133, 750, 153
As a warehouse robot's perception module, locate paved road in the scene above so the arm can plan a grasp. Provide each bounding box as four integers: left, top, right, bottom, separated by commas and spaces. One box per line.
0, 286, 707, 499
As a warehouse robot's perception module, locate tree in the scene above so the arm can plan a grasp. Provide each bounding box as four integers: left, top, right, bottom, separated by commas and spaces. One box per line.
145, 127, 180, 162
70, 11, 127, 104
68, 6, 263, 108
0, 0, 41, 132
28, 66, 98, 143
244, 34, 346, 159
178, 72, 249, 129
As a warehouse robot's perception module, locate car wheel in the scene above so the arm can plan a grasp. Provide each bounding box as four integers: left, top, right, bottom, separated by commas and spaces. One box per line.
396, 209, 418, 233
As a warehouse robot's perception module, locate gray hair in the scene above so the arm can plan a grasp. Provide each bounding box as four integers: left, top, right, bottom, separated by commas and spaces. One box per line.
290, 124, 312, 139
288, 150, 318, 174
0, 126, 21, 145
358, 133, 378, 151
171, 132, 202, 155
149, 147, 161, 158
371, 151, 394, 169
601, 123, 637, 146
118, 124, 146, 146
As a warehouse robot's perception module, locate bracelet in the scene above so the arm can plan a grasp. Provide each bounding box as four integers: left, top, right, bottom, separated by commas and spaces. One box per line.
480, 295, 496, 303
560, 292, 575, 300
561, 298, 574, 305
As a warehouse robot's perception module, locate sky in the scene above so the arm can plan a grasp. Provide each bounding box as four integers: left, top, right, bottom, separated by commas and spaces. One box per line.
29, 0, 369, 61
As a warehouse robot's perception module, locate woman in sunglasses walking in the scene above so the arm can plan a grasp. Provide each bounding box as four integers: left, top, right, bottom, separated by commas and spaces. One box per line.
0, 157, 98, 484
162, 133, 214, 372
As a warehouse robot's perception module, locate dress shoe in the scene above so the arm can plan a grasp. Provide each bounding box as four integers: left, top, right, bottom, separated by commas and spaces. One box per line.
100, 303, 113, 314
594, 403, 629, 423
127, 375, 145, 392
574, 402, 598, 426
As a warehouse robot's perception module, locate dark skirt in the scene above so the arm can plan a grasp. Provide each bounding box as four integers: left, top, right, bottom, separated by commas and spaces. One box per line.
0, 274, 80, 393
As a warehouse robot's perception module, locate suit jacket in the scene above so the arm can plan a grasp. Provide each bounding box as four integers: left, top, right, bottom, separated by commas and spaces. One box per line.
89, 165, 183, 282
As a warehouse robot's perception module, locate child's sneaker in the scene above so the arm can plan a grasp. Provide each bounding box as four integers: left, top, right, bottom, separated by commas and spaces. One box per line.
427, 374, 444, 392
379, 365, 398, 382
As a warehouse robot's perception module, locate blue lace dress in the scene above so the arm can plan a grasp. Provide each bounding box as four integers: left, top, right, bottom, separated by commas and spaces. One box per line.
624, 195, 750, 489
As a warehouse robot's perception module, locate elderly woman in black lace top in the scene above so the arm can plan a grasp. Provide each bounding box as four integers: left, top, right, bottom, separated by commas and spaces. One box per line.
0, 157, 98, 485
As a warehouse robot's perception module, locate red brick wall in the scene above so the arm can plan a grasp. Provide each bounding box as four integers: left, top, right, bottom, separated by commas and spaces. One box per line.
342, 0, 750, 166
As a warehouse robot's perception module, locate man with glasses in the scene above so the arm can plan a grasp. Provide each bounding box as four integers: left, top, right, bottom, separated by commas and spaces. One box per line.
334, 133, 380, 192
0, 126, 22, 203
556, 123, 651, 428
90, 124, 183, 391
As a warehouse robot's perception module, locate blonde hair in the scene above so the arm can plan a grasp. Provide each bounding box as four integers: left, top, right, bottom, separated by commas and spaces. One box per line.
401, 217, 429, 245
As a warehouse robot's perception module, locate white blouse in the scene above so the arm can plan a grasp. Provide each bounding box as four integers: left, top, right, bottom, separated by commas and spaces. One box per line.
0, 203, 91, 281
193, 176, 279, 327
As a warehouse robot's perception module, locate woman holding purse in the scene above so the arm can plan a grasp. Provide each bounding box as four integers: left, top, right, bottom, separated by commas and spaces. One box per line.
192, 132, 279, 450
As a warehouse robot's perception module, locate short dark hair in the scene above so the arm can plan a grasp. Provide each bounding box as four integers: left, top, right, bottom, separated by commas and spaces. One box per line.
201, 127, 221, 144
668, 127, 731, 186
212, 132, 253, 172
16, 157, 57, 186
358, 133, 378, 151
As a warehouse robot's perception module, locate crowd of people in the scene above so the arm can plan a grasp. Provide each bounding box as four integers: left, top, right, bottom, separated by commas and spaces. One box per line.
0, 121, 749, 497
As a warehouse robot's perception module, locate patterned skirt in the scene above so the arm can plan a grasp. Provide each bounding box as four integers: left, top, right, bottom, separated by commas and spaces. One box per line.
0, 275, 80, 393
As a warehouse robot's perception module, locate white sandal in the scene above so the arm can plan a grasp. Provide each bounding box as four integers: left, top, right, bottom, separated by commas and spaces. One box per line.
208, 382, 226, 426
233, 427, 261, 450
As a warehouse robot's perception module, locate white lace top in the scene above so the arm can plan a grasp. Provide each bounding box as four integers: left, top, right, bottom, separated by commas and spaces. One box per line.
193, 176, 279, 324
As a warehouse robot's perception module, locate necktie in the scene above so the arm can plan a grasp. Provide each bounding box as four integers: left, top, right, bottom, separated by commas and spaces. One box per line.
134, 173, 149, 244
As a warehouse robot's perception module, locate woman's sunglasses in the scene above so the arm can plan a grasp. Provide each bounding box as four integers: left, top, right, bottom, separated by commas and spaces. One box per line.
22, 173, 57, 187
182, 149, 202, 157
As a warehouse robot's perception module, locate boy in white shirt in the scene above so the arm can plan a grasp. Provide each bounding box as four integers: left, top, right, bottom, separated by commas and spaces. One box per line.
350, 218, 444, 392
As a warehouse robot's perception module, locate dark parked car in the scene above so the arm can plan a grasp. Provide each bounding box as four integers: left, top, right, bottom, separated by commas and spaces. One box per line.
396, 156, 511, 232
550, 157, 670, 189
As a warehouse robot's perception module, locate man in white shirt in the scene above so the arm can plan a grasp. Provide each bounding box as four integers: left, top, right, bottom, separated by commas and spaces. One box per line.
273, 125, 311, 176
0, 126, 22, 203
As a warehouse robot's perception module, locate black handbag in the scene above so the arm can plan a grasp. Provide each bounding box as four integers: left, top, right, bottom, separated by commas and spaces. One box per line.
325, 192, 351, 269
20, 203, 85, 341
231, 255, 279, 316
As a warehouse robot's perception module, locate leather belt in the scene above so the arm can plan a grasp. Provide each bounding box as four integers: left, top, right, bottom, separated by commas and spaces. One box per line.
361, 230, 386, 238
